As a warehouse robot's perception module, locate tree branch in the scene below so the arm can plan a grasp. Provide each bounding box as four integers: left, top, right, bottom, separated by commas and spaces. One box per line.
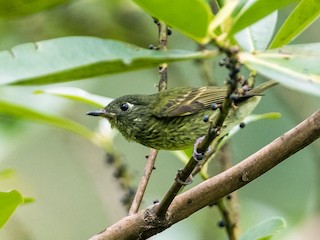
90, 109, 320, 240
128, 20, 169, 215
128, 149, 158, 215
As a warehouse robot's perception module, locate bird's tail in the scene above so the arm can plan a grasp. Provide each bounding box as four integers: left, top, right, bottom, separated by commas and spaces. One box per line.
249, 80, 279, 95
233, 80, 278, 102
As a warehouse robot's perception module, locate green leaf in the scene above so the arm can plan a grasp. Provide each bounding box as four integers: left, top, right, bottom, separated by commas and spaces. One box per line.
0, 37, 218, 86
0, 190, 23, 228
170, 150, 190, 165
133, 0, 213, 43
0, 100, 96, 143
239, 217, 286, 240
34, 87, 113, 108
239, 44, 320, 96
0, 169, 15, 180
214, 94, 262, 136
0, 0, 70, 19
269, 0, 320, 48
228, 112, 281, 138
235, 11, 277, 52
217, 112, 281, 157
22, 197, 35, 204
216, 0, 225, 8
229, 0, 299, 36
209, 0, 244, 36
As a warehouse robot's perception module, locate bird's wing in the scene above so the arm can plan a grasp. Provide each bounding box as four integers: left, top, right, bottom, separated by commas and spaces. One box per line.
153, 86, 227, 117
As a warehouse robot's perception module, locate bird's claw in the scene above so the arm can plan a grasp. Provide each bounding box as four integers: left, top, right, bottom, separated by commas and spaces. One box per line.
193, 136, 206, 162
175, 169, 193, 185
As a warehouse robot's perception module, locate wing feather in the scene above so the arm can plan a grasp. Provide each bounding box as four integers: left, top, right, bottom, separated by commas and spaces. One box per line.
152, 81, 277, 118
153, 86, 227, 117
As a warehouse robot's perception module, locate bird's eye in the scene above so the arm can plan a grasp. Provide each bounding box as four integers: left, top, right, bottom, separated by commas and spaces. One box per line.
120, 102, 129, 111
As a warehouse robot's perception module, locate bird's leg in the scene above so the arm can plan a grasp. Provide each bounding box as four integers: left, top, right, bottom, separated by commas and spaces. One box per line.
193, 135, 213, 161
175, 169, 193, 185
193, 136, 206, 161
174, 136, 209, 186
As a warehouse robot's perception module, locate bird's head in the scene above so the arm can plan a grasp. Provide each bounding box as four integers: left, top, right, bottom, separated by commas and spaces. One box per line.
87, 94, 154, 133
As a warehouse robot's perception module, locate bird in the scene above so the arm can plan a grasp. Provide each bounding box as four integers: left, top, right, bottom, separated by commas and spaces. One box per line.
87, 81, 277, 150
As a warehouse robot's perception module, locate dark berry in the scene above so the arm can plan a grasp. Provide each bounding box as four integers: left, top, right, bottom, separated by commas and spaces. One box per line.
203, 115, 209, 122
211, 103, 218, 110
218, 220, 226, 228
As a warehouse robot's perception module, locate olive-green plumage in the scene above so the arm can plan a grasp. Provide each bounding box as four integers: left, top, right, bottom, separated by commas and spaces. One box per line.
87, 81, 277, 150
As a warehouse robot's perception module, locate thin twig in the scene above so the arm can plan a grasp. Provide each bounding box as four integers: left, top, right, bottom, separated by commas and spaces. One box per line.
90, 109, 320, 240
216, 144, 238, 240
103, 152, 135, 211
217, 198, 236, 240
155, 154, 200, 217
128, 20, 169, 215
157, 20, 168, 92
128, 149, 158, 215
198, 144, 239, 240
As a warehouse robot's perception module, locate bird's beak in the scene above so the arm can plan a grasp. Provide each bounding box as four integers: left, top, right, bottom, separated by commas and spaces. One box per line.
86, 109, 116, 118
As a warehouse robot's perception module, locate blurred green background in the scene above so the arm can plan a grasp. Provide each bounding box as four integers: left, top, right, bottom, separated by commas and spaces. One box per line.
0, 0, 319, 239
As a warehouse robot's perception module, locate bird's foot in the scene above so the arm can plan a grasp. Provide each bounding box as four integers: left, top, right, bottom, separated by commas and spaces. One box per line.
175, 169, 193, 185
193, 136, 206, 161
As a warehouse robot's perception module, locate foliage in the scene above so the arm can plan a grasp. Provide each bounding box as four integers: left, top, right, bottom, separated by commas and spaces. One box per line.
0, 0, 319, 239
239, 217, 286, 240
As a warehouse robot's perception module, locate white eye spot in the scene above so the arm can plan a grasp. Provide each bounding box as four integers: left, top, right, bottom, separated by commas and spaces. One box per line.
119, 102, 134, 111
